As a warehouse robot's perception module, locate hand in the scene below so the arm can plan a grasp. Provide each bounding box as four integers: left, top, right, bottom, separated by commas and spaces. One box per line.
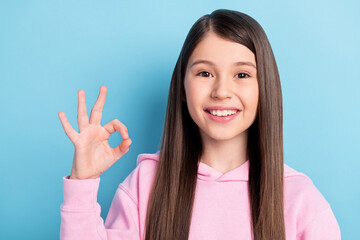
58, 86, 132, 179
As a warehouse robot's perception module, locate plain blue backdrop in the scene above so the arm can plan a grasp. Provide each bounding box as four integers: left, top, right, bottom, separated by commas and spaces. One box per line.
0, 0, 359, 239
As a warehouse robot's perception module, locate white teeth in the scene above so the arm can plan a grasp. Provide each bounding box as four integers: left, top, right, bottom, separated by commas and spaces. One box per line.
209, 110, 237, 116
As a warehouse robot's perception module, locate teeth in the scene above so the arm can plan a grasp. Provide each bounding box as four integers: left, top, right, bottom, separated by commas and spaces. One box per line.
209, 110, 237, 117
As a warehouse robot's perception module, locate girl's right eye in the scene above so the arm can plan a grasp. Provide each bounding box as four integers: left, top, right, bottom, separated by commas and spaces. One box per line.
197, 71, 213, 78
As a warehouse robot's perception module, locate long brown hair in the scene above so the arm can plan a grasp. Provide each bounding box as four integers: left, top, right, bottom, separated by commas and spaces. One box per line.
144, 9, 285, 240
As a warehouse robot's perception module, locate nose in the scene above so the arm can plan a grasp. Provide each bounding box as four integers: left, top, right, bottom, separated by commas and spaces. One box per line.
211, 76, 232, 100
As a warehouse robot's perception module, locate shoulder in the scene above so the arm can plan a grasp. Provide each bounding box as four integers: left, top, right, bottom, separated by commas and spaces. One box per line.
134, 150, 160, 182
118, 151, 160, 204
136, 150, 160, 166
283, 163, 333, 225
121, 150, 160, 188
284, 163, 330, 208
283, 163, 341, 238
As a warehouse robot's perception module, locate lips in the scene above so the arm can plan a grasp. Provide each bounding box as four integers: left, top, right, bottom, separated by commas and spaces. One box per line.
205, 109, 241, 123
204, 106, 241, 112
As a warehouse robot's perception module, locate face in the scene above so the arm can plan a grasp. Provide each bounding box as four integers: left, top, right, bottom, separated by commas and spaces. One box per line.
184, 31, 259, 142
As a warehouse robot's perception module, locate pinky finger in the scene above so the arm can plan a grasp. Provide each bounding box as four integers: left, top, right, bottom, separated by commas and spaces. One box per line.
58, 112, 79, 143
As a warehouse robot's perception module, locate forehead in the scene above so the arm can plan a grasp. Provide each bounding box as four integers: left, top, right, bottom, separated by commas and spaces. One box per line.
188, 31, 256, 67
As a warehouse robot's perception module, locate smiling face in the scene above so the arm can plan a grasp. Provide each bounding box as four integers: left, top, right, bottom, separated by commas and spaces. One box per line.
184, 31, 259, 143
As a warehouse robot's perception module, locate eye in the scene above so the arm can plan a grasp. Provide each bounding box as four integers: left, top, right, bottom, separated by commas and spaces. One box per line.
236, 72, 250, 78
197, 71, 213, 78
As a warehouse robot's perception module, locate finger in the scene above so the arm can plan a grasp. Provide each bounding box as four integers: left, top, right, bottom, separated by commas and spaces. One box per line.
89, 86, 107, 125
58, 112, 79, 143
103, 119, 129, 140
77, 89, 89, 132
112, 138, 132, 161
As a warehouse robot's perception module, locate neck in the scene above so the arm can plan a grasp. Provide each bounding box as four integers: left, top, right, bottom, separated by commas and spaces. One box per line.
200, 130, 249, 174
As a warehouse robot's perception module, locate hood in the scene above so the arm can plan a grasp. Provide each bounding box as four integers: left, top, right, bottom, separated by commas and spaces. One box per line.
136, 150, 304, 182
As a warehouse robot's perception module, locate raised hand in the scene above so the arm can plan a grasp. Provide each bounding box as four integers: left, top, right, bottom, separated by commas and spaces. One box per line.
58, 86, 132, 179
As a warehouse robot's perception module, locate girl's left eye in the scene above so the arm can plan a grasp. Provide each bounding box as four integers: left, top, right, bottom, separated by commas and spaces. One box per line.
236, 73, 250, 78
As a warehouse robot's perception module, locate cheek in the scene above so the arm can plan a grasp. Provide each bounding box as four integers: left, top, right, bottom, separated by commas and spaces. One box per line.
184, 81, 209, 123
239, 83, 259, 111
185, 81, 206, 106
251, 83, 259, 107
184, 80, 196, 113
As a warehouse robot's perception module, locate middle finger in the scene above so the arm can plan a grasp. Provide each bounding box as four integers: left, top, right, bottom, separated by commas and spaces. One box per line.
89, 86, 107, 125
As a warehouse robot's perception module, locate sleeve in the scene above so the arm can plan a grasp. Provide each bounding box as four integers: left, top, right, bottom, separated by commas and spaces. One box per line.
296, 206, 341, 240
60, 175, 140, 240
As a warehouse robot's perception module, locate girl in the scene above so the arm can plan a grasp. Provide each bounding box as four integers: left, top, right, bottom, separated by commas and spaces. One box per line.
58, 9, 341, 240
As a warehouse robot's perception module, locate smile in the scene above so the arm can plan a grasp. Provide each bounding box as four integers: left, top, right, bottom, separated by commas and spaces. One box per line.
204, 109, 241, 123
208, 109, 238, 117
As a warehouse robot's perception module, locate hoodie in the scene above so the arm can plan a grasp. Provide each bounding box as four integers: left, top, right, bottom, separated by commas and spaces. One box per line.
60, 151, 341, 239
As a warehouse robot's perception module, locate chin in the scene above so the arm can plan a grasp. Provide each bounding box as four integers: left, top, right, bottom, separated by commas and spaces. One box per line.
205, 127, 249, 141
207, 132, 238, 141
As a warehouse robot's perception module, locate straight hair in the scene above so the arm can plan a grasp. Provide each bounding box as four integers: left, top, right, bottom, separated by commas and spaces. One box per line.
144, 9, 285, 240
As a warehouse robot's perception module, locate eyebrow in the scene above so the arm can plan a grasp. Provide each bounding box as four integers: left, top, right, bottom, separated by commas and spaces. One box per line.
190, 59, 257, 69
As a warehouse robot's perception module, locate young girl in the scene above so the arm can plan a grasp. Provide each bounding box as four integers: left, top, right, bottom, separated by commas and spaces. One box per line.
58, 9, 341, 240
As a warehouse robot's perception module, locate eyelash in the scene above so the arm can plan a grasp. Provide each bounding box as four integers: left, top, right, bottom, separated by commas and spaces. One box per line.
197, 71, 250, 78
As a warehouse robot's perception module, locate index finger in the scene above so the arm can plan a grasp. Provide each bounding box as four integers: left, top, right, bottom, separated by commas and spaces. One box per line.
103, 119, 129, 140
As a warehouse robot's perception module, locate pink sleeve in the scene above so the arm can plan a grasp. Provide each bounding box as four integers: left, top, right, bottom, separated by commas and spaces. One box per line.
60, 175, 140, 240
296, 206, 341, 240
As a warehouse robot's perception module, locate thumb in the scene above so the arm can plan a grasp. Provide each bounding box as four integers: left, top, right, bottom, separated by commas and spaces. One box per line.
112, 138, 132, 161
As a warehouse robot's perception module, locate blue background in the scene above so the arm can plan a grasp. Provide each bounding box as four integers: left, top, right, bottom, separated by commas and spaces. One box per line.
0, 0, 359, 239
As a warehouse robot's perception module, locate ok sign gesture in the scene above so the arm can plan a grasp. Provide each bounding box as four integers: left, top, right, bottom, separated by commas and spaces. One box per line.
58, 86, 132, 179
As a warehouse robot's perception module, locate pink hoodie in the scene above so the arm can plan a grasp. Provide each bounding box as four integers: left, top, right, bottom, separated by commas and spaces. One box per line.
60, 151, 341, 239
